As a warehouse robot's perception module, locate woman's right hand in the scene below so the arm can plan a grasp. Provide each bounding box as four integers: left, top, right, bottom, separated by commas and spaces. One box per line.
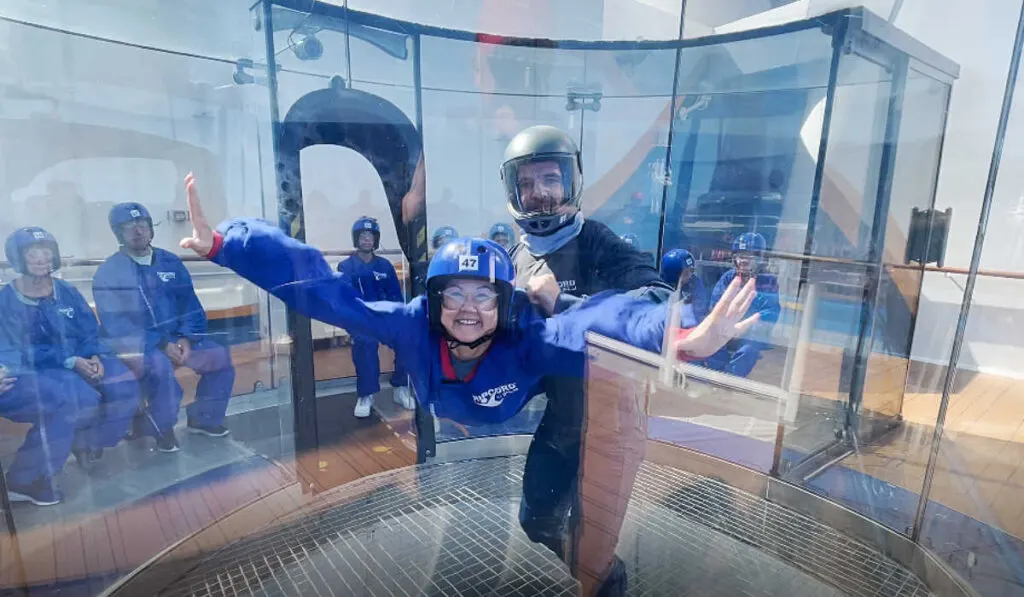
180, 172, 215, 257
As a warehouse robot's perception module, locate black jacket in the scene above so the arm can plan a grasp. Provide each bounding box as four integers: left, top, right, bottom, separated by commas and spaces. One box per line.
508, 219, 673, 312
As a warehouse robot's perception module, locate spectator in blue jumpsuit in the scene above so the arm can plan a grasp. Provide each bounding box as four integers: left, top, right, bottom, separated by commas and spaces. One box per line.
181, 172, 759, 596
92, 202, 236, 454
0, 227, 139, 505
706, 232, 781, 377
661, 248, 709, 328
338, 216, 415, 418
488, 222, 514, 250
431, 226, 458, 251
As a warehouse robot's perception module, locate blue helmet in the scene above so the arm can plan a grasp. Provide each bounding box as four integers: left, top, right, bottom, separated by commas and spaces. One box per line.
426, 238, 515, 343
432, 226, 459, 250
5, 227, 61, 275
620, 233, 639, 248
352, 216, 381, 250
732, 232, 766, 253
109, 202, 153, 242
488, 222, 513, 240
661, 248, 695, 285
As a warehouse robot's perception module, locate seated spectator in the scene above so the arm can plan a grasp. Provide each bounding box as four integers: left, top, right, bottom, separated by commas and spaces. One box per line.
488, 222, 514, 250
338, 217, 415, 418
661, 248, 708, 328
431, 226, 458, 251
92, 203, 235, 453
0, 227, 139, 506
706, 232, 780, 377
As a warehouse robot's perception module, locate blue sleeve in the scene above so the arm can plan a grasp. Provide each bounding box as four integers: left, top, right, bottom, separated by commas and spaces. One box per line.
210, 219, 418, 348
69, 287, 107, 358
692, 277, 709, 322
519, 291, 668, 377
381, 260, 403, 303
710, 271, 732, 309
755, 275, 781, 324
173, 259, 208, 340
0, 300, 24, 373
92, 262, 150, 354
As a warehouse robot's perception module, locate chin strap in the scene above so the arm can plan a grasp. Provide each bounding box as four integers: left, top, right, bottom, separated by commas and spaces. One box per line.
444, 331, 494, 350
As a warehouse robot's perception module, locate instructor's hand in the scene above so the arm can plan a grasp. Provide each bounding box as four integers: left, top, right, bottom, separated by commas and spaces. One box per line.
526, 273, 560, 316
180, 172, 215, 258
675, 277, 760, 359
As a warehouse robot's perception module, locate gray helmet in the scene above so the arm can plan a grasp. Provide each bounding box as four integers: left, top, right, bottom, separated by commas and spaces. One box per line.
500, 125, 583, 237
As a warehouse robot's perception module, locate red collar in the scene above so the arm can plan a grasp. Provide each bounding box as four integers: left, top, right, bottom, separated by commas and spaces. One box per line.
439, 336, 485, 382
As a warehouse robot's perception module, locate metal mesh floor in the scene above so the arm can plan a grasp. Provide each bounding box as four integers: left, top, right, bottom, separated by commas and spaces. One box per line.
152, 456, 932, 597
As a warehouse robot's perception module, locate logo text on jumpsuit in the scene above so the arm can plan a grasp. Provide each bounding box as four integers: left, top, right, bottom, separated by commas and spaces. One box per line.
472, 382, 519, 407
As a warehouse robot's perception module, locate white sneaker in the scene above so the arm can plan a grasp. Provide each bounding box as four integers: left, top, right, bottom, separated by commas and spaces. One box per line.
393, 386, 415, 410
354, 394, 375, 418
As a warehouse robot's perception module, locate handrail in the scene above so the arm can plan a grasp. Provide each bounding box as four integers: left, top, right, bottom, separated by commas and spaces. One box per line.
0, 248, 406, 270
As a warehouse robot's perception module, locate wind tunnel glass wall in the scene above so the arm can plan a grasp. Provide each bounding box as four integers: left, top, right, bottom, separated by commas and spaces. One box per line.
0, 11, 299, 595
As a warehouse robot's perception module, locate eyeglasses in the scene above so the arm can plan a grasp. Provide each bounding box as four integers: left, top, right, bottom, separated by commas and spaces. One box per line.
440, 287, 499, 311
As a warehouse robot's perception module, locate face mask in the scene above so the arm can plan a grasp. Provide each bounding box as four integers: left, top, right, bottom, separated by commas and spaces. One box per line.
520, 212, 584, 257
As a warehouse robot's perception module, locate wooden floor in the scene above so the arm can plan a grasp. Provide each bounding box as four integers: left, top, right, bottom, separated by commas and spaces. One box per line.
4, 337, 1024, 591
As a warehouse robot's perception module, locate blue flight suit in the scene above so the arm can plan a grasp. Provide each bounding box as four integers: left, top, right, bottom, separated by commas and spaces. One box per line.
208, 219, 669, 425
706, 269, 781, 377
337, 254, 408, 398
0, 280, 139, 483
92, 249, 235, 435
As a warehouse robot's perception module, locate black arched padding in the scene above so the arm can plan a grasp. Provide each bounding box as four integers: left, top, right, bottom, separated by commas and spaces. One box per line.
278, 79, 428, 295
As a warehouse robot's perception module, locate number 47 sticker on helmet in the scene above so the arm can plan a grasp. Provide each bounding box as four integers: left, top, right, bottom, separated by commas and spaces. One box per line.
458, 256, 479, 271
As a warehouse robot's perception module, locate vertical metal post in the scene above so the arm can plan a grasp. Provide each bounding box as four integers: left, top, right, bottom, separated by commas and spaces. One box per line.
771, 282, 820, 475
800, 18, 848, 285
262, 0, 321, 481
410, 32, 435, 463
654, 0, 688, 262
911, 0, 1024, 541
846, 55, 908, 434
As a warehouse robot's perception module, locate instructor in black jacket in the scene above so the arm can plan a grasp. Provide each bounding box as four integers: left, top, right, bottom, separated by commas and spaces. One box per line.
501, 126, 672, 578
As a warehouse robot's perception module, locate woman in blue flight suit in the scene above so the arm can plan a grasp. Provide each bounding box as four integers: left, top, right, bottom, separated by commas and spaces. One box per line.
182, 173, 759, 594
337, 216, 415, 418
661, 248, 709, 328
706, 232, 781, 377
0, 227, 139, 505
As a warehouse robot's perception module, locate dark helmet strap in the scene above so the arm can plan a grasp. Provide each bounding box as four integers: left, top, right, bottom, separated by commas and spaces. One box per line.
444, 330, 494, 350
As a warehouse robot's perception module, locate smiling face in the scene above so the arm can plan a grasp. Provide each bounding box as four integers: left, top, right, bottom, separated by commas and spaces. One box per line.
516, 160, 566, 213
439, 279, 499, 344
734, 252, 755, 275
357, 230, 376, 252
23, 245, 54, 278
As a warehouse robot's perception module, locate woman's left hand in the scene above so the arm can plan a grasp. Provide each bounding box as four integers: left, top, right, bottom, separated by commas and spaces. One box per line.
675, 277, 760, 359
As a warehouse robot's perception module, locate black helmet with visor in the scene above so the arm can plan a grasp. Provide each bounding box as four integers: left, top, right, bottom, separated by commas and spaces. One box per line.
500, 125, 583, 237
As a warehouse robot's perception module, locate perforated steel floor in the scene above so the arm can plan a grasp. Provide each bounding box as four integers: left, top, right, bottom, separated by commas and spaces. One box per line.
151, 456, 932, 597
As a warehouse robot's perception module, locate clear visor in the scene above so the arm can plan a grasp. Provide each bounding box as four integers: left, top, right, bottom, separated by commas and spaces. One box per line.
502, 154, 578, 218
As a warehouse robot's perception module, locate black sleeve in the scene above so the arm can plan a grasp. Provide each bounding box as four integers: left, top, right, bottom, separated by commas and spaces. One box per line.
585, 221, 673, 302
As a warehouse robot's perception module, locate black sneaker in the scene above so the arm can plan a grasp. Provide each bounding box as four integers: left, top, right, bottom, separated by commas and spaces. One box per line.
155, 430, 180, 453
186, 421, 230, 438
7, 477, 63, 506
72, 448, 103, 471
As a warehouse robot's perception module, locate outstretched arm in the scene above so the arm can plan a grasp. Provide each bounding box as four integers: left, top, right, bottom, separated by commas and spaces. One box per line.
181, 174, 418, 348
521, 276, 759, 377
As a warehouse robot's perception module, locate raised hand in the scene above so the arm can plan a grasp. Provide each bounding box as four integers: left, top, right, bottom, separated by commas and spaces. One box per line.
180, 172, 215, 257
675, 277, 760, 359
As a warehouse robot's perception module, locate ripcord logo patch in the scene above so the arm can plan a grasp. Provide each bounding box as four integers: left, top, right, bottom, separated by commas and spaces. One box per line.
472, 382, 519, 407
